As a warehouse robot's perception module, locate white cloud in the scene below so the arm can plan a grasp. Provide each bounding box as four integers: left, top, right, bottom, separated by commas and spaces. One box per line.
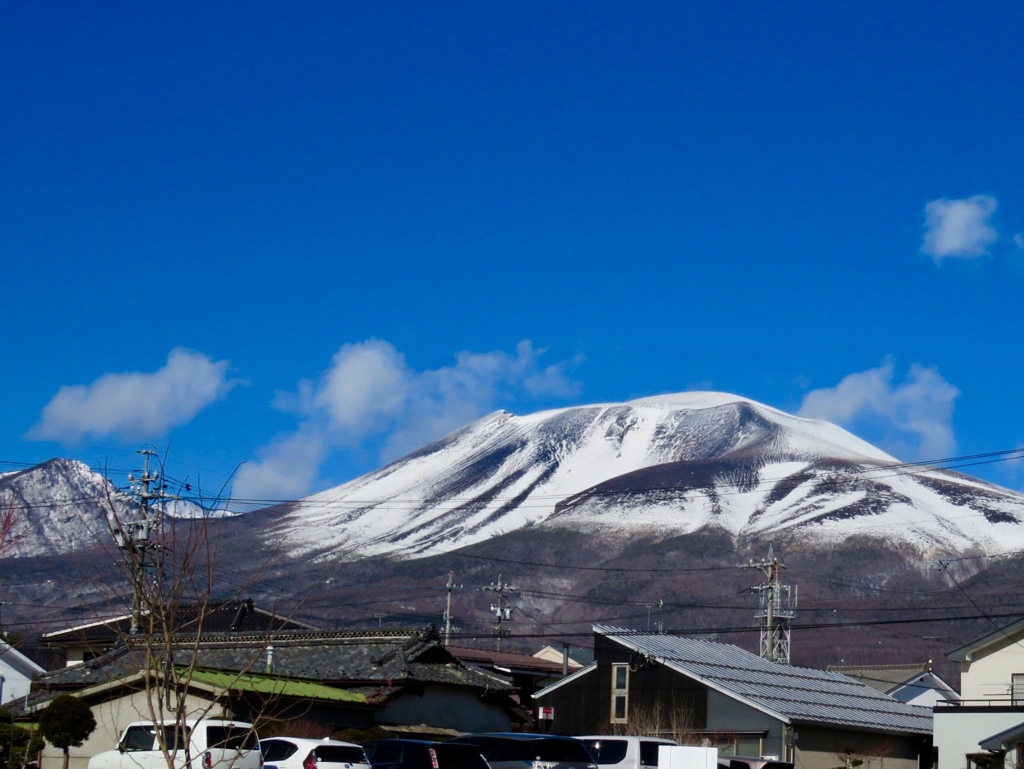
312, 339, 410, 433
28, 348, 238, 444
232, 429, 326, 502
922, 194, 998, 261
798, 360, 960, 460
232, 339, 581, 501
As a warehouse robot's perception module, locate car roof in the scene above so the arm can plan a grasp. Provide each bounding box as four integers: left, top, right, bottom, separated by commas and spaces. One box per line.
261, 738, 362, 748
457, 734, 580, 741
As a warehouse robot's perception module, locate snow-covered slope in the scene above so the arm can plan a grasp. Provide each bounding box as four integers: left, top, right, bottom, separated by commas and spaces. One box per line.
0, 458, 129, 556
260, 392, 1024, 559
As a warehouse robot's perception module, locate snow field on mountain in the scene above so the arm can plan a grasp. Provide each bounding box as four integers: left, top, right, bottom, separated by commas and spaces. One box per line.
238, 393, 1024, 561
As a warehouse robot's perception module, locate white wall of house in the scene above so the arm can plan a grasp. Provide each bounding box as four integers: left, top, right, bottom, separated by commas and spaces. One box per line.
933, 709, 1024, 769
960, 641, 1024, 701
38, 689, 231, 769
0, 643, 45, 707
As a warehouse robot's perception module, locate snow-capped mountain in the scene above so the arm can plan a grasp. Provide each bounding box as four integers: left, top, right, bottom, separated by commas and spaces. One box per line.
256, 392, 1024, 560
0, 459, 239, 558
0, 458, 129, 557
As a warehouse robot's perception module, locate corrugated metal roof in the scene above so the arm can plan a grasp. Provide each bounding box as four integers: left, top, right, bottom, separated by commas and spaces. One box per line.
595, 625, 933, 736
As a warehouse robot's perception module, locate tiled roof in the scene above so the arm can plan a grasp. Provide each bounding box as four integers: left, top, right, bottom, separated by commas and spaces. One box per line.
594, 625, 933, 736
25, 627, 511, 703
41, 601, 316, 645
448, 645, 566, 674
826, 663, 931, 694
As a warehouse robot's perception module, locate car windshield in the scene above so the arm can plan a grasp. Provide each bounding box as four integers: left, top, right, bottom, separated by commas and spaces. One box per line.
315, 746, 368, 764
468, 738, 591, 763
122, 725, 189, 752
431, 745, 489, 769
207, 726, 258, 751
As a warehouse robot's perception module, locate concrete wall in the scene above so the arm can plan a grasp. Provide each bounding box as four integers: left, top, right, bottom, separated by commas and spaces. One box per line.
933, 707, 1024, 769
960, 642, 1024, 702
792, 725, 926, 769
39, 689, 231, 769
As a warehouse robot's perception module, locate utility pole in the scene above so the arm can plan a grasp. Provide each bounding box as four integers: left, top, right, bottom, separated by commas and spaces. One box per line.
483, 573, 515, 651
115, 450, 165, 635
442, 572, 463, 647
745, 544, 797, 664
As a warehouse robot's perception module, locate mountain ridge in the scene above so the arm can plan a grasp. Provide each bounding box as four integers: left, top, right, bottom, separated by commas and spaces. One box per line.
246, 392, 1024, 561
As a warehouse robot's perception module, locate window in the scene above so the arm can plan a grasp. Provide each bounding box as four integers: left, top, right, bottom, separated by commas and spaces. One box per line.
1013, 674, 1024, 704
121, 726, 157, 752
206, 726, 257, 751
611, 663, 629, 723
581, 740, 628, 765
261, 741, 299, 762
639, 742, 664, 768
316, 747, 368, 765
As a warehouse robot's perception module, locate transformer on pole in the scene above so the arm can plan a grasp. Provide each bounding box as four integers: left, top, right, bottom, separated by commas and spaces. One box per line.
114, 450, 165, 636
746, 544, 797, 665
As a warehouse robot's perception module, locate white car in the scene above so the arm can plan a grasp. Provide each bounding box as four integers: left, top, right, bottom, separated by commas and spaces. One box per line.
575, 737, 677, 769
261, 738, 370, 769
89, 719, 261, 769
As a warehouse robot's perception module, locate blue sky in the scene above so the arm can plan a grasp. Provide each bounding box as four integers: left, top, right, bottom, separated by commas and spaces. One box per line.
3, 2, 1024, 504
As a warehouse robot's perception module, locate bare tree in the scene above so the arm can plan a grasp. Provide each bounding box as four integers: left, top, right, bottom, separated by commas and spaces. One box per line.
94, 451, 290, 769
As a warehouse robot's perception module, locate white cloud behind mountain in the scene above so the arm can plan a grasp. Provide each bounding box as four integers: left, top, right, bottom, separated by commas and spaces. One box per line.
231, 339, 582, 502
797, 360, 959, 460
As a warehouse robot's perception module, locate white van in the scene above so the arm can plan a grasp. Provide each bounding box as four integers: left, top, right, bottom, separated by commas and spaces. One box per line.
576, 737, 678, 769
88, 719, 262, 769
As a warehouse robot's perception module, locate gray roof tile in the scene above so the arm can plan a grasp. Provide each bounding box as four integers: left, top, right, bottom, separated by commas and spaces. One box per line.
595, 625, 933, 735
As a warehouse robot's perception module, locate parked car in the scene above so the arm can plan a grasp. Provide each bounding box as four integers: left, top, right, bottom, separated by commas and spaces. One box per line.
446, 734, 597, 769
363, 739, 490, 769
88, 719, 261, 769
718, 758, 792, 769
575, 737, 677, 769
261, 738, 370, 769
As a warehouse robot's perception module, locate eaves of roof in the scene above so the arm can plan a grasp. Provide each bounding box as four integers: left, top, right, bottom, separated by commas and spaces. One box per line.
979, 719, 1024, 751
532, 662, 597, 699
947, 617, 1024, 663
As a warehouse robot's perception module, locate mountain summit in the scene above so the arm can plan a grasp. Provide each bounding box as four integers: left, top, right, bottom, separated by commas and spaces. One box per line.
256, 392, 1024, 560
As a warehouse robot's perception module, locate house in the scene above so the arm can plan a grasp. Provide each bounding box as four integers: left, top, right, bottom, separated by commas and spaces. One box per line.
25, 664, 366, 769
448, 644, 570, 701
534, 625, 932, 769
827, 662, 960, 708
533, 644, 591, 672
41, 599, 316, 666
17, 626, 519, 769
0, 639, 46, 706
934, 617, 1024, 769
